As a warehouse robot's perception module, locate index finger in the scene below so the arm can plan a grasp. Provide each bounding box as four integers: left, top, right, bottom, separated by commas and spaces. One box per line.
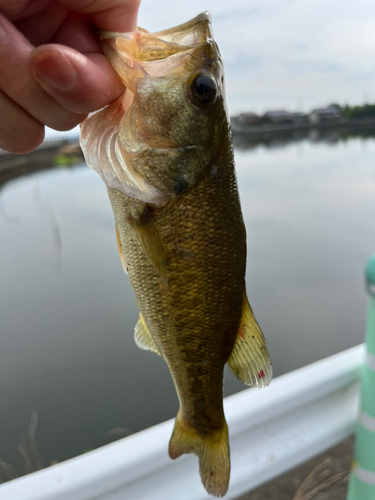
59, 0, 141, 32
0, 0, 139, 30
0, 14, 86, 129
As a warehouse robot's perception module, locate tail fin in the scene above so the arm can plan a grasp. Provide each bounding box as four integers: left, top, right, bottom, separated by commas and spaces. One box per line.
169, 413, 230, 497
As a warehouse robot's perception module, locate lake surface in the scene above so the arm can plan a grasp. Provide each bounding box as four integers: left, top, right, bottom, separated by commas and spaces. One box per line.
1, 136, 375, 473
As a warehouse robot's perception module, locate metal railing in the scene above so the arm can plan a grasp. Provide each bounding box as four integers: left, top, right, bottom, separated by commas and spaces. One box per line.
347, 253, 375, 499
0, 344, 362, 500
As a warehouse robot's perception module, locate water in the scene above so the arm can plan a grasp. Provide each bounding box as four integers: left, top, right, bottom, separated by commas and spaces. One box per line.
1, 137, 375, 472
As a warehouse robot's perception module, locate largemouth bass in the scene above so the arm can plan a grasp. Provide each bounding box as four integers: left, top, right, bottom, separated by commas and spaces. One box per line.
80, 12, 271, 497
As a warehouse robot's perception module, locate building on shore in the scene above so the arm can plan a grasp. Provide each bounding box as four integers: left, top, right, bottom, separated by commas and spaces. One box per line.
231, 104, 345, 131
233, 112, 261, 127
308, 105, 341, 125
262, 110, 305, 124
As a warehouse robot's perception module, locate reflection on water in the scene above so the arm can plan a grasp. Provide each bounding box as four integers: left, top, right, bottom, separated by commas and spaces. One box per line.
233, 125, 375, 150
0, 136, 375, 472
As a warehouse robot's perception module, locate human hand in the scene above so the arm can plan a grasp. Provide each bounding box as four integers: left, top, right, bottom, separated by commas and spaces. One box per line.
0, 0, 140, 153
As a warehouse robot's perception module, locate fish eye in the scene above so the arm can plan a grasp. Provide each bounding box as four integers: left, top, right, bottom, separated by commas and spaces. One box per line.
190, 73, 218, 106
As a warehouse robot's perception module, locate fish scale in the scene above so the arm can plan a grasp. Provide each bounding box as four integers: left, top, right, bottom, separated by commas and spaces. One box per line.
108, 136, 245, 430
80, 12, 272, 497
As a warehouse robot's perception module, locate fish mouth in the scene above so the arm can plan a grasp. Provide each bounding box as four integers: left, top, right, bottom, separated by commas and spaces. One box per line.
145, 11, 212, 47
80, 14, 221, 206
99, 12, 216, 94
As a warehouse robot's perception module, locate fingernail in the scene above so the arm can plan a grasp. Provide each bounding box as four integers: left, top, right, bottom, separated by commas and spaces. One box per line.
31, 51, 78, 91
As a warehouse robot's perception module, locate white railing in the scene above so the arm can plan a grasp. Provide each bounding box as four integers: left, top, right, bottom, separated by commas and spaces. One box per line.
0, 344, 363, 500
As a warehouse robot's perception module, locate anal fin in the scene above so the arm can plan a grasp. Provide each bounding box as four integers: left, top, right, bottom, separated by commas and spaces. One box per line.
134, 313, 161, 356
227, 289, 272, 388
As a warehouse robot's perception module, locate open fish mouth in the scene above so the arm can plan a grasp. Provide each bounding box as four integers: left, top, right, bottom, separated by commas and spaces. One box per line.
99, 12, 215, 93
80, 13, 223, 205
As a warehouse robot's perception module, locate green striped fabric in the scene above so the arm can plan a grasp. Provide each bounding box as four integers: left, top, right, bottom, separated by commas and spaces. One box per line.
347, 254, 375, 499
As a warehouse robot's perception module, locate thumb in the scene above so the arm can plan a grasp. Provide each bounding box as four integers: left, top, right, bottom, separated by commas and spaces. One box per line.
29, 44, 125, 114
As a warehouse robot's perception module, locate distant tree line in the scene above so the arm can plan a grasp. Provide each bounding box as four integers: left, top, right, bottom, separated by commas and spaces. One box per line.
332, 103, 375, 119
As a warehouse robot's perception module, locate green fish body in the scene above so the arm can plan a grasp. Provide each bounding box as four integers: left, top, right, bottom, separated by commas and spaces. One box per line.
80, 12, 271, 497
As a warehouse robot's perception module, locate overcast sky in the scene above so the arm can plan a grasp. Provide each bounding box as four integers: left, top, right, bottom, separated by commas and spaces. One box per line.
138, 0, 375, 115
45, 0, 375, 139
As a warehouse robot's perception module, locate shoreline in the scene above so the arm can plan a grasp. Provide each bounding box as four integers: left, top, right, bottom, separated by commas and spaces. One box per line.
0, 141, 83, 188
231, 117, 375, 135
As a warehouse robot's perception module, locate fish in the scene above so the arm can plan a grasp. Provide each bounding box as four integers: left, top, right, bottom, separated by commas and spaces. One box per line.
80, 12, 272, 497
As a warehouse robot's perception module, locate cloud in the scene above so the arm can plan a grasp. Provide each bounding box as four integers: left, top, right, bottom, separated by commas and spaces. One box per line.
139, 0, 375, 114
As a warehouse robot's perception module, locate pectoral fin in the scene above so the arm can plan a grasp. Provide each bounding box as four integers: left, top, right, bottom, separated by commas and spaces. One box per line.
227, 290, 272, 388
115, 224, 127, 274
132, 209, 168, 285
134, 313, 161, 356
